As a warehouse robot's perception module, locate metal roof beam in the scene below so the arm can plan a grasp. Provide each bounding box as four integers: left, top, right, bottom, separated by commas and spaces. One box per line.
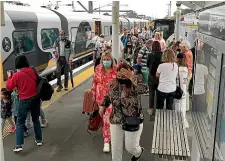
77, 1, 89, 13
74, 10, 132, 13
193, 1, 206, 8
177, 1, 225, 11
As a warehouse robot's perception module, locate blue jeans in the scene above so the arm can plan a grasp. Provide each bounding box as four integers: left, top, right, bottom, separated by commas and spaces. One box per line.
26, 107, 45, 128
16, 97, 42, 146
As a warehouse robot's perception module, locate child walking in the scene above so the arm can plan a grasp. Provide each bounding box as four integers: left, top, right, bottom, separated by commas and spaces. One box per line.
11, 89, 29, 137
1, 88, 15, 134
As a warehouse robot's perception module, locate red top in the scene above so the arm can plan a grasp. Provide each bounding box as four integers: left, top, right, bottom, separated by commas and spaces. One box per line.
91, 64, 117, 106
6, 68, 37, 100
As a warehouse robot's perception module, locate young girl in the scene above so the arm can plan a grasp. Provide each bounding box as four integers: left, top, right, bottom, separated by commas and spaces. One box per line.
11, 89, 29, 136
1, 88, 15, 133
174, 53, 189, 128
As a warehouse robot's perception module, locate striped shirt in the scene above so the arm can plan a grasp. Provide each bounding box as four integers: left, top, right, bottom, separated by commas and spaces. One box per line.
138, 46, 151, 67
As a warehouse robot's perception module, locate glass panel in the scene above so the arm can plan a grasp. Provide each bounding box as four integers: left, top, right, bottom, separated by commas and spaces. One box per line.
213, 54, 225, 161
13, 30, 35, 53
104, 26, 109, 36
41, 28, 58, 49
192, 41, 218, 160
72, 21, 93, 55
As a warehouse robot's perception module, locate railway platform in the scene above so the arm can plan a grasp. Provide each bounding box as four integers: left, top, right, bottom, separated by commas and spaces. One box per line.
1, 63, 194, 161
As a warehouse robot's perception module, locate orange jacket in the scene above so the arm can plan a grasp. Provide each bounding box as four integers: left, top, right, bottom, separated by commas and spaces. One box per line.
184, 50, 193, 76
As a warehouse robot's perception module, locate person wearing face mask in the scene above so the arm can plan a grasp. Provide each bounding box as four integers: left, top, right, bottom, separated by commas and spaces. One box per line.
91, 52, 117, 153
99, 60, 148, 161
53, 30, 73, 92
122, 40, 133, 65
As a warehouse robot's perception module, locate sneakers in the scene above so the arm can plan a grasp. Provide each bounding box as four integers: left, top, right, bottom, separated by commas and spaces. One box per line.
13, 146, 23, 152
9, 126, 16, 133
13, 141, 42, 152
24, 131, 29, 137
40, 119, 48, 128
35, 140, 43, 146
64, 87, 68, 91
56, 86, 63, 92
103, 143, 110, 153
130, 147, 144, 161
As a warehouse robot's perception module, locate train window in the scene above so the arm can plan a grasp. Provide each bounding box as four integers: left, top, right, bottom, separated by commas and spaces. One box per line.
84, 26, 92, 40
110, 26, 112, 35
41, 28, 59, 49
13, 30, 35, 53
104, 26, 109, 36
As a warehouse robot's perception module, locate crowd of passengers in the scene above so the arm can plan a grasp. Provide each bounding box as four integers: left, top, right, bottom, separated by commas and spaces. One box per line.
91, 26, 195, 161
1, 26, 207, 161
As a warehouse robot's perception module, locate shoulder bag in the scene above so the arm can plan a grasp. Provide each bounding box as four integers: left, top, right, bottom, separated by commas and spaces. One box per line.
174, 66, 184, 99
119, 86, 140, 132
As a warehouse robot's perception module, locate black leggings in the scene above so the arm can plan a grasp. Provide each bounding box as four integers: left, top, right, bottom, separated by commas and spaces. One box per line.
156, 90, 175, 110
14, 116, 28, 132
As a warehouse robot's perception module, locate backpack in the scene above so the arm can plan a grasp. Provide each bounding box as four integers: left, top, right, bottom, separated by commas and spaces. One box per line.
22, 67, 54, 101
36, 76, 54, 101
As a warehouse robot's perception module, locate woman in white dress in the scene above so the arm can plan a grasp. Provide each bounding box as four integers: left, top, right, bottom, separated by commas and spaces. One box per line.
175, 53, 189, 128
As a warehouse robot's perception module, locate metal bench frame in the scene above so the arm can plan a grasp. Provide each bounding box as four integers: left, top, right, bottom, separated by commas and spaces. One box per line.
151, 109, 191, 160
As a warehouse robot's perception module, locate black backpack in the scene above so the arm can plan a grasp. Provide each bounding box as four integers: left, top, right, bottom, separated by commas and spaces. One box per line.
22, 67, 54, 101
36, 75, 54, 101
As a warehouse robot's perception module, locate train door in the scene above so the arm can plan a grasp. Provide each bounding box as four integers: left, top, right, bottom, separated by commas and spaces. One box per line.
94, 21, 101, 36
213, 53, 225, 160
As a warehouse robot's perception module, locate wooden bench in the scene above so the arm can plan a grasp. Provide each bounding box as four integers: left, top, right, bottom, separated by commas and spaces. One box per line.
192, 112, 224, 161
151, 109, 191, 160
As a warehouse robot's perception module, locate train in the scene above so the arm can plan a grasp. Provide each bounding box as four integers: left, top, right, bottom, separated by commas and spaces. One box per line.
152, 19, 175, 40
0, 4, 149, 86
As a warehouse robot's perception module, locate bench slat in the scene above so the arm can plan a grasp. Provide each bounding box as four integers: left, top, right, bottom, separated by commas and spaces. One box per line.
163, 110, 167, 154
175, 110, 183, 156
151, 109, 158, 154
178, 111, 187, 157
155, 109, 160, 154
170, 110, 175, 156
159, 110, 163, 154
166, 110, 171, 155
172, 110, 179, 156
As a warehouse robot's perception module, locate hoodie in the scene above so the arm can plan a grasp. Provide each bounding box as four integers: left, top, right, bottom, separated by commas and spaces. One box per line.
6, 67, 37, 100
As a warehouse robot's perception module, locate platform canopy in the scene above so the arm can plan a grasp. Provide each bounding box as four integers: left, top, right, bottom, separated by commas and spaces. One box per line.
177, 1, 225, 11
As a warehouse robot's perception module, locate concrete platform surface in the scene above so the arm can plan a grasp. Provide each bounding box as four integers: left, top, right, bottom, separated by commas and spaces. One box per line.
3, 78, 155, 161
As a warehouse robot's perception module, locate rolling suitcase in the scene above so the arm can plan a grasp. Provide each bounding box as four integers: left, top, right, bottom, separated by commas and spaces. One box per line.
82, 89, 98, 115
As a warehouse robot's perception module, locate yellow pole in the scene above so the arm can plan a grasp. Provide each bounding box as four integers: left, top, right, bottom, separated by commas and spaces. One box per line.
0, 1, 5, 89
0, 2, 5, 161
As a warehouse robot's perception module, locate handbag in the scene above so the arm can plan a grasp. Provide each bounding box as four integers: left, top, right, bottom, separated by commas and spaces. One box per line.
174, 66, 184, 99
87, 109, 102, 134
87, 80, 101, 134
119, 86, 141, 132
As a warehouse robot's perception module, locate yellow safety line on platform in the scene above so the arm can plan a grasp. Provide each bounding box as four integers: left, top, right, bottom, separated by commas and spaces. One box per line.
2, 66, 94, 138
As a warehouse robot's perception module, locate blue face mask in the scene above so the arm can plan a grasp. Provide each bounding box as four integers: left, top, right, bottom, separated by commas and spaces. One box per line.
103, 60, 112, 67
